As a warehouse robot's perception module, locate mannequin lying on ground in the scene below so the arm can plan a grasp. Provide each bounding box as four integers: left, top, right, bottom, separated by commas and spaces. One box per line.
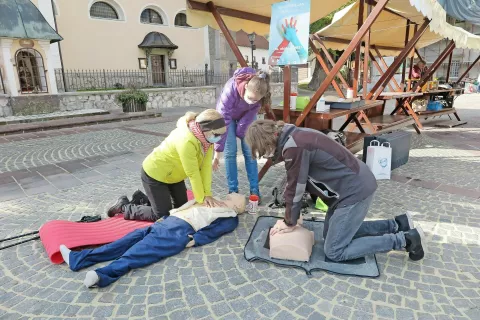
270, 215, 315, 262
59, 193, 246, 288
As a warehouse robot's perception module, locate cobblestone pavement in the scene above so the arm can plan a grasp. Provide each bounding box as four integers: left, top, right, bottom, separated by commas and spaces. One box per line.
0, 100, 479, 320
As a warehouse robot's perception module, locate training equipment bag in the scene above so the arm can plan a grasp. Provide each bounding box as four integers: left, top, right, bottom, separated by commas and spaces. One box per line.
366, 140, 392, 180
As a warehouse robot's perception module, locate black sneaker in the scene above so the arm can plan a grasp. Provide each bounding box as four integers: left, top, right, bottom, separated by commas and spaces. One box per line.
131, 190, 150, 206
395, 212, 415, 232
404, 227, 426, 261
107, 196, 129, 217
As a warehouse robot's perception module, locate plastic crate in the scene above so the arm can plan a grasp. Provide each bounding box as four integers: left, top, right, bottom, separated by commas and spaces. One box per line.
427, 101, 443, 111
362, 131, 412, 170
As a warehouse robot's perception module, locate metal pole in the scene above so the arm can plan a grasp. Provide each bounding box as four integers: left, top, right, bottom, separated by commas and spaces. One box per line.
251, 42, 254, 68
283, 65, 291, 123
446, 52, 453, 83
401, 20, 411, 90
50, 0, 67, 92
363, 2, 371, 98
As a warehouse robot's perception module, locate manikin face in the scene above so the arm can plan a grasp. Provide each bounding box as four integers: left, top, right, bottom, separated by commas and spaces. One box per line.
243, 84, 264, 105
222, 193, 246, 214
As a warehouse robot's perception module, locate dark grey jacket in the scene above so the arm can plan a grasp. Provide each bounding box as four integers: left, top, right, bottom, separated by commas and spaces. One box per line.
273, 125, 377, 226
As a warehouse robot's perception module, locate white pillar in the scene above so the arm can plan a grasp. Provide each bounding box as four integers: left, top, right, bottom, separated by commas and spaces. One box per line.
39, 40, 58, 94
0, 39, 19, 96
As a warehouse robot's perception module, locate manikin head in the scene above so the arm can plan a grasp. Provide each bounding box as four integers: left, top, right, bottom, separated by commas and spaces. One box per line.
222, 193, 246, 214
244, 71, 271, 107
184, 109, 227, 144
246, 120, 285, 159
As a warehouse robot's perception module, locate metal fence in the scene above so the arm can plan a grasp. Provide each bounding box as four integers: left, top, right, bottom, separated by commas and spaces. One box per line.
54, 68, 290, 92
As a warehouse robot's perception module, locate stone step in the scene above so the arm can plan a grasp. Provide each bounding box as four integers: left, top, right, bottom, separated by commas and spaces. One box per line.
0, 109, 110, 125
0, 110, 162, 136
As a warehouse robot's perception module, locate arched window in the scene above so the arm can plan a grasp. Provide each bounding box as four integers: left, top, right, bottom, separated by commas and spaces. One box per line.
175, 12, 189, 27
90, 1, 118, 20
16, 49, 48, 94
141, 8, 163, 25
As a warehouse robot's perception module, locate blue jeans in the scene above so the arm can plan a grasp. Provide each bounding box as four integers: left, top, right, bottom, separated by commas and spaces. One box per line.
323, 194, 406, 261
68, 217, 193, 287
224, 121, 259, 195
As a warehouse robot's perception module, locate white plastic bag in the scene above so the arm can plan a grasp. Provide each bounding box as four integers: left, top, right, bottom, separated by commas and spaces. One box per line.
366, 140, 392, 180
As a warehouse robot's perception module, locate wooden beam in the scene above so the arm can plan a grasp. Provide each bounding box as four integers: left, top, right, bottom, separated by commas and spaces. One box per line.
295, 0, 390, 127
369, 51, 395, 92
446, 51, 453, 82
415, 48, 424, 62
206, 1, 247, 67
365, 0, 410, 20
407, 24, 418, 90
190, 1, 270, 24
455, 54, 480, 85
372, 46, 401, 91
353, 0, 365, 97
363, 2, 371, 99
401, 20, 411, 88
309, 38, 345, 98
283, 65, 291, 123
314, 35, 349, 88
316, 36, 405, 52
414, 40, 455, 90
367, 19, 430, 100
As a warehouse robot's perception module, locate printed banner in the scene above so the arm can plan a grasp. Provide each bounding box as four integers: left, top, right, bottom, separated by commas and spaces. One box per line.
268, 0, 310, 66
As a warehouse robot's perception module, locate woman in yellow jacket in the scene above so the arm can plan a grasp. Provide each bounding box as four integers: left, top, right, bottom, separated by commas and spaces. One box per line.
107, 109, 227, 221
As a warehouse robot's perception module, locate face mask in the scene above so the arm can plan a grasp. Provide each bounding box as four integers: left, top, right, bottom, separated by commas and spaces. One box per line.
206, 135, 222, 143
243, 97, 258, 105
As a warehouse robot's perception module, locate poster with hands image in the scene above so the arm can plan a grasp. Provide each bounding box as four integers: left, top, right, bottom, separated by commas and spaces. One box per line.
268, 0, 310, 66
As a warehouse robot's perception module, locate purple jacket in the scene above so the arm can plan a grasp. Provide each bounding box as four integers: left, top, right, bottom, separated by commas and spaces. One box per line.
214, 67, 261, 152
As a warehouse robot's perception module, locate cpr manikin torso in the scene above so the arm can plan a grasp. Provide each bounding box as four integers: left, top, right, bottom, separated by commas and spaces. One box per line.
269, 217, 315, 262
169, 193, 245, 230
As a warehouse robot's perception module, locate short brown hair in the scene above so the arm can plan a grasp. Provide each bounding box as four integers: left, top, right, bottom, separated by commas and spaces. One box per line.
247, 71, 271, 111
245, 120, 284, 159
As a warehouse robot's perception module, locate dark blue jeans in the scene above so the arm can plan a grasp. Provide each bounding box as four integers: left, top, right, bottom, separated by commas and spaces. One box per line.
224, 120, 259, 195
68, 217, 194, 287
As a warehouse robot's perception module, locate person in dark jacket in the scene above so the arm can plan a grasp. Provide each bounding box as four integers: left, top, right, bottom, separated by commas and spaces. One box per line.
214, 67, 271, 200
246, 120, 426, 262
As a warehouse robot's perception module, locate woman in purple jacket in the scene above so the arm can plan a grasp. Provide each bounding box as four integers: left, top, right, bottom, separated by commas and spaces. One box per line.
213, 67, 271, 199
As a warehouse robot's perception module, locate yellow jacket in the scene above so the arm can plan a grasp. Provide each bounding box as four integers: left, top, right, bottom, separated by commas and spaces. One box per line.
142, 116, 213, 203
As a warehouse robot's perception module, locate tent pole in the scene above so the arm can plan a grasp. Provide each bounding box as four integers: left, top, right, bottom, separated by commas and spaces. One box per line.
407, 24, 418, 90
367, 19, 430, 100
372, 46, 401, 91
294, 0, 390, 127
353, 0, 365, 97
446, 52, 453, 83
362, 2, 372, 98
283, 66, 291, 123
455, 54, 480, 85
401, 20, 411, 90
414, 40, 455, 91
369, 51, 395, 92
314, 35, 349, 89
309, 38, 345, 98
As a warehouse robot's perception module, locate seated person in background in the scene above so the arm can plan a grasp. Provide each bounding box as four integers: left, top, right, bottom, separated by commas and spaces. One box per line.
59, 193, 246, 288
411, 60, 428, 80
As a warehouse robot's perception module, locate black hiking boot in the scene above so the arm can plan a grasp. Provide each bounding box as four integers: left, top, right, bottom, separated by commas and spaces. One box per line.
131, 190, 150, 206
404, 227, 426, 261
395, 212, 415, 232
107, 196, 130, 217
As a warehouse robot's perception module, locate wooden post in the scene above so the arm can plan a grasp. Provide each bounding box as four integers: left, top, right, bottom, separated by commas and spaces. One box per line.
455, 54, 480, 85
283, 65, 291, 123
353, 0, 365, 97
414, 40, 455, 91
367, 19, 430, 100
407, 25, 418, 90
207, 1, 247, 68
309, 38, 345, 98
295, 0, 390, 127
363, 2, 371, 98
401, 20, 411, 90
446, 51, 453, 83
369, 51, 395, 92
314, 35, 349, 89
372, 46, 401, 91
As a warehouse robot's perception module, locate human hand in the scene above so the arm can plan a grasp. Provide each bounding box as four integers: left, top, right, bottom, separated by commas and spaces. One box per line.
213, 157, 220, 171
282, 18, 298, 43
204, 196, 226, 208
270, 220, 296, 236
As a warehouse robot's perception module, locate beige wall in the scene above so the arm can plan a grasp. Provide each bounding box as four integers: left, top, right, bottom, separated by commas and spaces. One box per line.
55, 0, 208, 70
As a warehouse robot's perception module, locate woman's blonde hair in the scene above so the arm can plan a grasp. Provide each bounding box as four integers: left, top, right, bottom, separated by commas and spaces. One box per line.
248, 70, 271, 112
184, 109, 227, 135
245, 120, 284, 159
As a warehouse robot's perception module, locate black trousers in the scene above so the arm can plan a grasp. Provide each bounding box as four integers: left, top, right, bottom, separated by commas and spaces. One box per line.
123, 169, 188, 222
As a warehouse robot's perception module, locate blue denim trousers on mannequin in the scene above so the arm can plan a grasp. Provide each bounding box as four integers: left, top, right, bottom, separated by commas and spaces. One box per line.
224, 121, 259, 196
